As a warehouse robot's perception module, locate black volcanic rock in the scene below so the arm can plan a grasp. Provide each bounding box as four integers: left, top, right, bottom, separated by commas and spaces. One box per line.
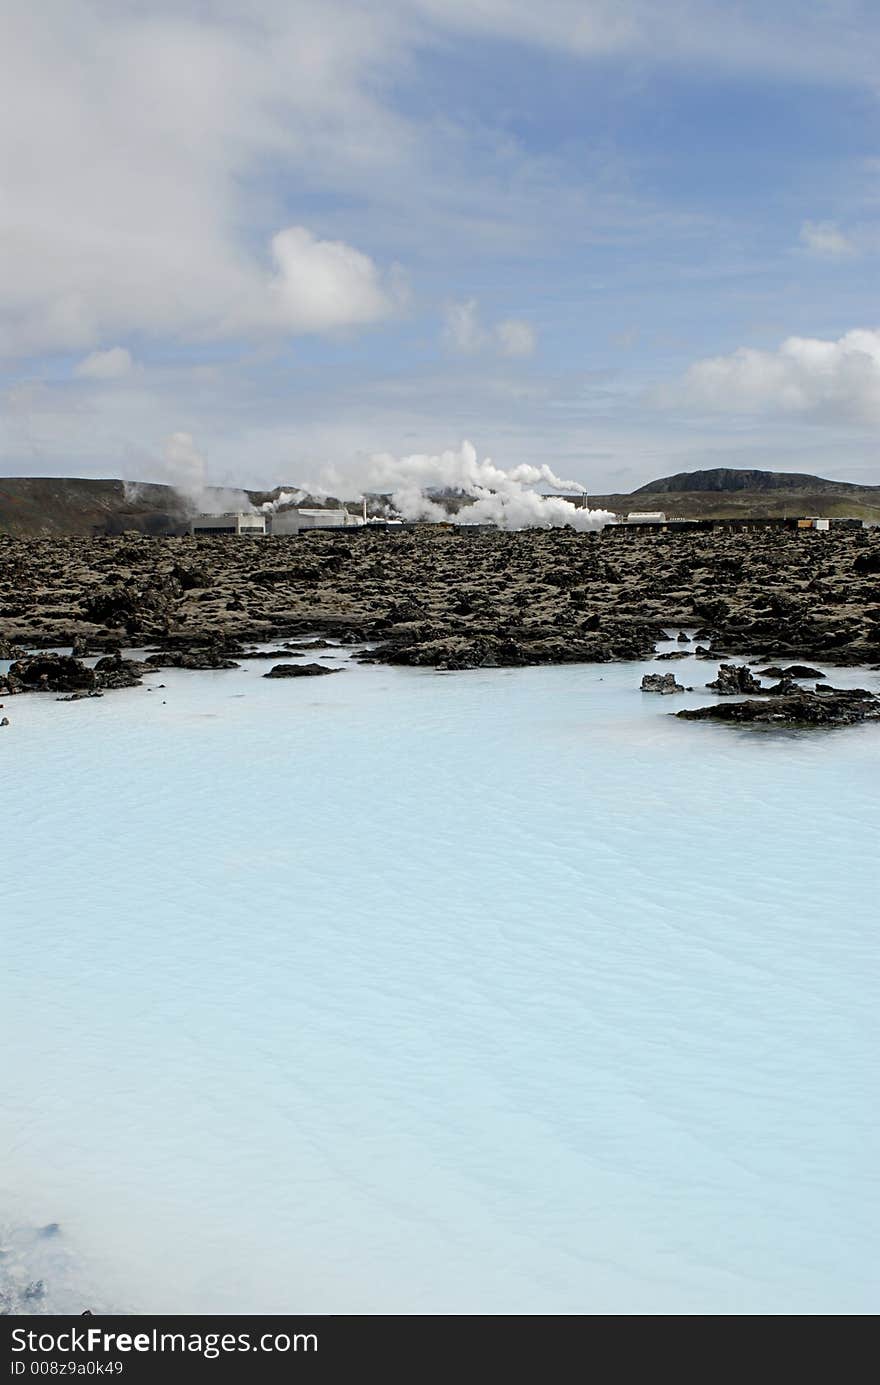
93, 651, 152, 688
7, 654, 96, 693
706, 663, 763, 694
693, 597, 730, 623
2, 523, 880, 692
1, 651, 154, 695
641, 672, 684, 694
83, 579, 179, 634
854, 550, 880, 575
677, 688, 880, 728
264, 662, 340, 677
757, 664, 826, 680
145, 650, 240, 670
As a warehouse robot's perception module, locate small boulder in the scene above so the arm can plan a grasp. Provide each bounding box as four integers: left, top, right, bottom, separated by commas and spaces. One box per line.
264, 662, 341, 678
784, 664, 825, 680
641, 672, 685, 694
706, 663, 763, 695
757, 664, 825, 680
853, 550, 880, 576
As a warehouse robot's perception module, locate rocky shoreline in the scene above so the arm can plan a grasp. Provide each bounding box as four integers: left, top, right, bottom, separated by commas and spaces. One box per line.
2, 525, 879, 726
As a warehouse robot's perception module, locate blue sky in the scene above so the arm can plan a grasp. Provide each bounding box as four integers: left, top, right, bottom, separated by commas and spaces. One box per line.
1, 0, 879, 494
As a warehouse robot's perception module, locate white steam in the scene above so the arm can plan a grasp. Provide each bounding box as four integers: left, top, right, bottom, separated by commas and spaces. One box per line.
143, 434, 611, 530
260, 489, 309, 515
365, 441, 612, 531
160, 432, 255, 515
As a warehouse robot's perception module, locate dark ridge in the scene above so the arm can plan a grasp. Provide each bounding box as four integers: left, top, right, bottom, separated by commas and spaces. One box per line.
632, 467, 879, 496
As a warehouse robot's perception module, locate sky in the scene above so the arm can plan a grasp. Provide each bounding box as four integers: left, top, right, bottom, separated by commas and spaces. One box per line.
1, 0, 879, 495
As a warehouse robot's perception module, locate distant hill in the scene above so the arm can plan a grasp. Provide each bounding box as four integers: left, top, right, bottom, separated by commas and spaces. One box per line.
631, 467, 879, 496
0, 478, 363, 537
2, 466, 880, 536
590, 466, 880, 522
0, 477, 192, 537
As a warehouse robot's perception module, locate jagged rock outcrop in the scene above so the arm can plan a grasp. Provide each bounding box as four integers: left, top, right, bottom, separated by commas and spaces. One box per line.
264, 662, 340, 677
145, 650, 240, 670
678, 688, 880, 727
756, 664, 825, 680
93, 651, 154, 688
0, 651, 157, 696
4, 654, 97, 694
641, 672, 685, 694
706, 663, 764, 694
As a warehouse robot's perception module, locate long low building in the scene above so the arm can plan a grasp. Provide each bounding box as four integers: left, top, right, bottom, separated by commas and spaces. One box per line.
270, 507, 360, 534
191, 511, 267, 536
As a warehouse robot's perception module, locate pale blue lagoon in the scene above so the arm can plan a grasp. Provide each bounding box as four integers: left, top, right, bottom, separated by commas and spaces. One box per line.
2, 640, 878, 1314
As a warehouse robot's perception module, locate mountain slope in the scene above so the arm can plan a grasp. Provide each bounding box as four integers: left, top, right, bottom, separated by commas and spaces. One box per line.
631, 467, 880, 496
0, 477, 191, 537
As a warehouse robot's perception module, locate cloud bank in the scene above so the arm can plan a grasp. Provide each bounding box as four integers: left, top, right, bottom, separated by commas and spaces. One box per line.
673, 329, 880, 425
0, 3, 406, 358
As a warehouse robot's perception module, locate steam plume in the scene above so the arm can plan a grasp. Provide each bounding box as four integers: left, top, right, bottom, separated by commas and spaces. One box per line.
365, 441, 612, 530
161, 432, 255, 515
260, 489, 309, 514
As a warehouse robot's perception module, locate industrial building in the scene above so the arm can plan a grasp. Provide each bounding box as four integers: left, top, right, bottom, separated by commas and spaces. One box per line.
270, 507, 360, 535
190, 512, 267, 536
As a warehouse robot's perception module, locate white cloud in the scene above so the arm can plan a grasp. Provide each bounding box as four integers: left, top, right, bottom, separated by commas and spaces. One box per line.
6, 2, 871, 363
4, 352, 880, 494
443, 301, 537, 357
496, 318, 536, 357
74, 346, 134, 379
252, 226, 401, 334
411, 1, 880, 84
0, 2, 409, 358
799, 221, 856, 258
673, 328, 880, 425
442, 300, 486, 353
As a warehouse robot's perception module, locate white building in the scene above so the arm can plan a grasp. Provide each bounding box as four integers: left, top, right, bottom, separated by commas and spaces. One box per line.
623, 511, 667, 524
190, 512, 267, 536
270, 507, 359, 535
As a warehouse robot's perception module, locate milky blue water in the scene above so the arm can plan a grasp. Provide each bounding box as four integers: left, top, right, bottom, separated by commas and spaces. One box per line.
2, 640, 878, 1315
